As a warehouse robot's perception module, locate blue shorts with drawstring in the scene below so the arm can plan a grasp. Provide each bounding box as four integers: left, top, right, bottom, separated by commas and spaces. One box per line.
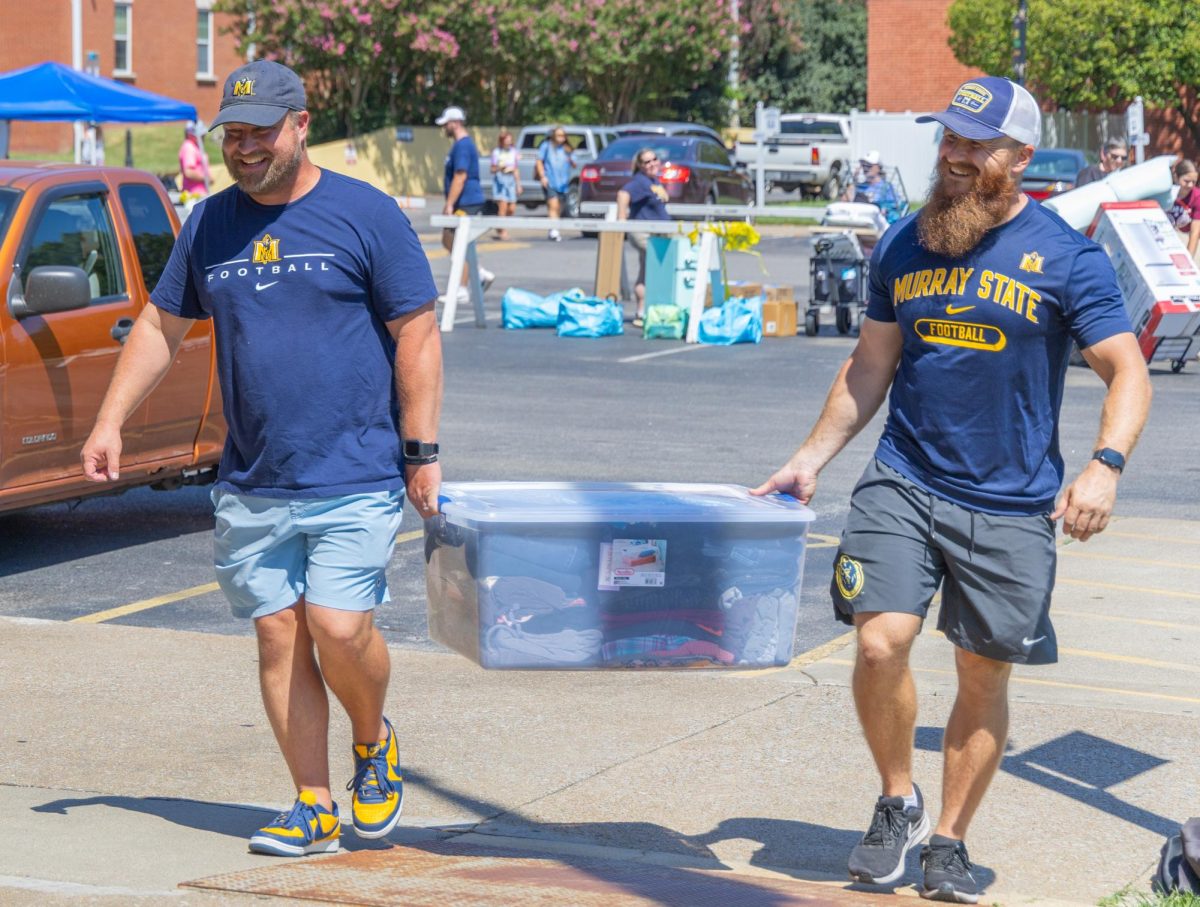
830, 458, 1058, 665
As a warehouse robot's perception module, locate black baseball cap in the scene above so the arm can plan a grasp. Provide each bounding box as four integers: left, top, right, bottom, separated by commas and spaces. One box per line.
210, 60, 306, 129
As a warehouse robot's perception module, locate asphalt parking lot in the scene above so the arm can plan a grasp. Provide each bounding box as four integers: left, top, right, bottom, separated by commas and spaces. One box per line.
0, 209, 1196, 661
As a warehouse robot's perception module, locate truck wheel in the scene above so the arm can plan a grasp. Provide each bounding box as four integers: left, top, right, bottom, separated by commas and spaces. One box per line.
822, 173, 841, 200
804, 310, 819, 337
564, 182, 581, 219
482, 199, 499, 216
522, 202, 540, 210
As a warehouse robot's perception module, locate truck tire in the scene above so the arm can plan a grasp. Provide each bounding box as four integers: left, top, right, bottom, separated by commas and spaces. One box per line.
482, 199, 499, 216
821, 172, 842, 201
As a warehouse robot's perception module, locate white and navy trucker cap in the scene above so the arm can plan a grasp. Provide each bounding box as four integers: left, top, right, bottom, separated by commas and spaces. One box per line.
917, 77, 1041, 147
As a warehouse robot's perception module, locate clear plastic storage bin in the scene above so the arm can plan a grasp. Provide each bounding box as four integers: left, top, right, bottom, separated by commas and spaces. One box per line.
424, 482, 814, 670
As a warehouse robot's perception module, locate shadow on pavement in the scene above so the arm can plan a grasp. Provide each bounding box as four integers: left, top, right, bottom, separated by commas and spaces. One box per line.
29, 795, 394, 853
0, 485, 214, 576
916, 725, 1177, 838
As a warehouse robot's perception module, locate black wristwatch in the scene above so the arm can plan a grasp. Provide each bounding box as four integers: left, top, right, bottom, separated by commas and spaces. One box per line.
1091, 447, 1125, 474
403, 439, 439, 465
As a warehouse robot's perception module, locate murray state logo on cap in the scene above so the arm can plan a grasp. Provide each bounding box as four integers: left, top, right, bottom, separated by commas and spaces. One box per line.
951, 82, 993, 113
232, 79, 255, 97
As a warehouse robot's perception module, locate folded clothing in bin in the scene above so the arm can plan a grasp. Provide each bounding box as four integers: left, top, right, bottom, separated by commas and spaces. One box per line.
424, 482, 814, 670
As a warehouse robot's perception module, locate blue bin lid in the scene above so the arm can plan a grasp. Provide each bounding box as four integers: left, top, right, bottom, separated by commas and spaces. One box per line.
439, 482, 815, 526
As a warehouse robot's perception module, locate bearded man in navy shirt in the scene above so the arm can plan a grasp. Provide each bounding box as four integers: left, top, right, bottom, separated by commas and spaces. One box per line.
756, 78, 1152, 902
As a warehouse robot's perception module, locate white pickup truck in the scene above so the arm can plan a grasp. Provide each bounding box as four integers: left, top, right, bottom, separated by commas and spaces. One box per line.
478, 124, 618, 217
736, 113, 853, 199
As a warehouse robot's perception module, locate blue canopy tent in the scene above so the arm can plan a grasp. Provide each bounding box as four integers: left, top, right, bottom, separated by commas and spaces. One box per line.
0, 60, 197, 164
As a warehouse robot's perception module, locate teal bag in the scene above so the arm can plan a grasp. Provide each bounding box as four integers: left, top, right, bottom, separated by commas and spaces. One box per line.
697, 294, 763, 345
643, 304, 688, 340
502, 287, 585, 329
557, 296, 625, 338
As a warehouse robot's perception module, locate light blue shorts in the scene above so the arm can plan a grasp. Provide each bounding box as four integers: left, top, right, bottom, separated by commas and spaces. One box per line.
211, 488, 404, 620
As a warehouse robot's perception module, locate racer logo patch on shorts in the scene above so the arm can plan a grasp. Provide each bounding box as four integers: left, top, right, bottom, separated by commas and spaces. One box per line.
835, 554, 865, 600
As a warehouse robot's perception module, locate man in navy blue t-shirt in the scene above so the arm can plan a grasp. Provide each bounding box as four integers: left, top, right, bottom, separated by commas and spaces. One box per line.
756, 78, 1151, 901
82, 60, 441, 858
435, 105, 493, 304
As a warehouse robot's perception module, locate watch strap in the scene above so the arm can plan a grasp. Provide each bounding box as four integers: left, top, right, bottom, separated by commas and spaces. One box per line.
1091, 447, 1125, 473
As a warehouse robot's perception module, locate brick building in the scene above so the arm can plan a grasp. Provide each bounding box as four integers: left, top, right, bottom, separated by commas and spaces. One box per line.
1, 0, 244, 156
865, 0, 1197, 160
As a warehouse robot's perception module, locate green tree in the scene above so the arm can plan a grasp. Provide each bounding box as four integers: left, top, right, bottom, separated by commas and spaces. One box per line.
948, 0, 1200, 147
739, 0, 866, 114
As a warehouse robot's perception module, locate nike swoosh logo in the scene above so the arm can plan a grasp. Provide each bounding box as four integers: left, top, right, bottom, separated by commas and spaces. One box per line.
945, 304, 975, 315
1022, 635, 1047, 647
255, 281, 279, 291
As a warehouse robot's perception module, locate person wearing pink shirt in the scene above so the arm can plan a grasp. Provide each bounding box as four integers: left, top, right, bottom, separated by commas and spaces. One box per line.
179, 121, 211, 197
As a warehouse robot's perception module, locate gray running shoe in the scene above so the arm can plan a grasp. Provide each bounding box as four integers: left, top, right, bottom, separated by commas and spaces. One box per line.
847, 784, 930, 884
920, 835, 980, 903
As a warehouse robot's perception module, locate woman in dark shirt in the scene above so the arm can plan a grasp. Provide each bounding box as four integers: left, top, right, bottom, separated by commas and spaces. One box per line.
617, 148, 670, 327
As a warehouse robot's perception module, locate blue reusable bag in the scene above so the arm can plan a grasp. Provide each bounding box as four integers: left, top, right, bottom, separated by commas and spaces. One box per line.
502, 287, 585, 329
556, 296, 625, 338
697, 294, 763, 345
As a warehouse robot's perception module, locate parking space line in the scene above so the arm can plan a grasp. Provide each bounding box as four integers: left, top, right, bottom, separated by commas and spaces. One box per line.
70, 530, 426, 625
727, 629, 856, 678
1057, 577, 1200, 599
618, 346, 711, 363
1053, 609, 1199, 631
821, 658, 1200, 706
424, 240, 530, 260
806, 533, 839, 550
1101, 530, 1200, 545
1060, 550, 1200, 570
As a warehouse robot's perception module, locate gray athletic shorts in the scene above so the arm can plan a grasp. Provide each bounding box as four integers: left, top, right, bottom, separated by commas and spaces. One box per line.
830, 458, 1058, 665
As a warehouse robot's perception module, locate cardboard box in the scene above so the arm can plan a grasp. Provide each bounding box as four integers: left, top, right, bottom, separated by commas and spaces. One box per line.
762, 299, 798, 337
594, 231, 625, 300
763, 284, 794, 304
1089, 202, 1200, 364
705, 280, 763, 305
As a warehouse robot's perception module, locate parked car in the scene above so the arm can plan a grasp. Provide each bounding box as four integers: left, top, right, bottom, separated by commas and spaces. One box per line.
1022, 148, 1090, 201
612, 121, 727, 145
477, 124, 618, 217
0, 162, 224, 514
579, 135, 754, 208
735, 113, 853, 199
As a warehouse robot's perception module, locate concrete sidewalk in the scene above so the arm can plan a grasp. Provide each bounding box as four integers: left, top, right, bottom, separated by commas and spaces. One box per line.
1, 516, 1196, 905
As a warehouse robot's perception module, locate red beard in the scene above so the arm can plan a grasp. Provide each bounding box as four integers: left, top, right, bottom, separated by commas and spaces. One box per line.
917, 160, 1019, 258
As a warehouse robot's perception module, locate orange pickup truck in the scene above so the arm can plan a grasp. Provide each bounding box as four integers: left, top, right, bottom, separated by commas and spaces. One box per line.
0, 162, 224, 514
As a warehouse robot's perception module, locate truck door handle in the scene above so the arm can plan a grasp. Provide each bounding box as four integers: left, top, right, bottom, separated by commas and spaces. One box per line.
111, 317, 135, 344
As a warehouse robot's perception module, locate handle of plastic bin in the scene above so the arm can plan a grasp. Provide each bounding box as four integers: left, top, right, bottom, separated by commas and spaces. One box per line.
770, 492, 801, 504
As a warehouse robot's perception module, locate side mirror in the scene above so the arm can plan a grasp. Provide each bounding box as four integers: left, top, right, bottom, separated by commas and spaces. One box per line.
12, 266, 91, 318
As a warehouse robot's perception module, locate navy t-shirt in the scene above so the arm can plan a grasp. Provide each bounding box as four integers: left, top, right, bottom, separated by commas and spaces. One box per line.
151, 169, 439, 498
866, 199, 1132, 515
622, 172, 669, 220
444, 136, 484, 207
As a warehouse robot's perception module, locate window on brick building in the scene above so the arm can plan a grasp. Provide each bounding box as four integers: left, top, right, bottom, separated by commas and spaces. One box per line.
196, 5, 214, 77
114, 2, 132, 75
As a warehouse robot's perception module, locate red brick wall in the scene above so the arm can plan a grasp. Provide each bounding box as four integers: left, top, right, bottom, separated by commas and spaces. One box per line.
2, 0, 243, 156
866, 0, 981, 112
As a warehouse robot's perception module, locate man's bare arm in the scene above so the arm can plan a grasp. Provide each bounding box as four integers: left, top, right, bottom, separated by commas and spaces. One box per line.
81, 306, 196, 480
753, 317, 902, 503
388, 303, 443, 518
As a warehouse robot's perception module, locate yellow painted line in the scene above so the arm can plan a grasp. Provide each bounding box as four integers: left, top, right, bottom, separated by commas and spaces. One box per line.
728, 630, 856, 678
1057, 577, 1200, 600
1101, 530, 1200, 545
822, 658, 1200, 705
1053, 608, 1199, 632
425, 240, 531, 260
925, 627, 1198, 672
72, 582, 221, 624
807, 532, 839, 550
72, 528, 426, 625
1060, 550, 1200, 570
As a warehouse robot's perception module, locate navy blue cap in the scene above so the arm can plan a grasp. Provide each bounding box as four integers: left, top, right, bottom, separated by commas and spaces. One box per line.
210, 60, 306, 129
917, 77, 1041, 147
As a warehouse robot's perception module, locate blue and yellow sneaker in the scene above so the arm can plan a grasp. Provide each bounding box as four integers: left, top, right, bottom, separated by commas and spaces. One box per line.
347, 716, 404, 839
248, 791, 340, 856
